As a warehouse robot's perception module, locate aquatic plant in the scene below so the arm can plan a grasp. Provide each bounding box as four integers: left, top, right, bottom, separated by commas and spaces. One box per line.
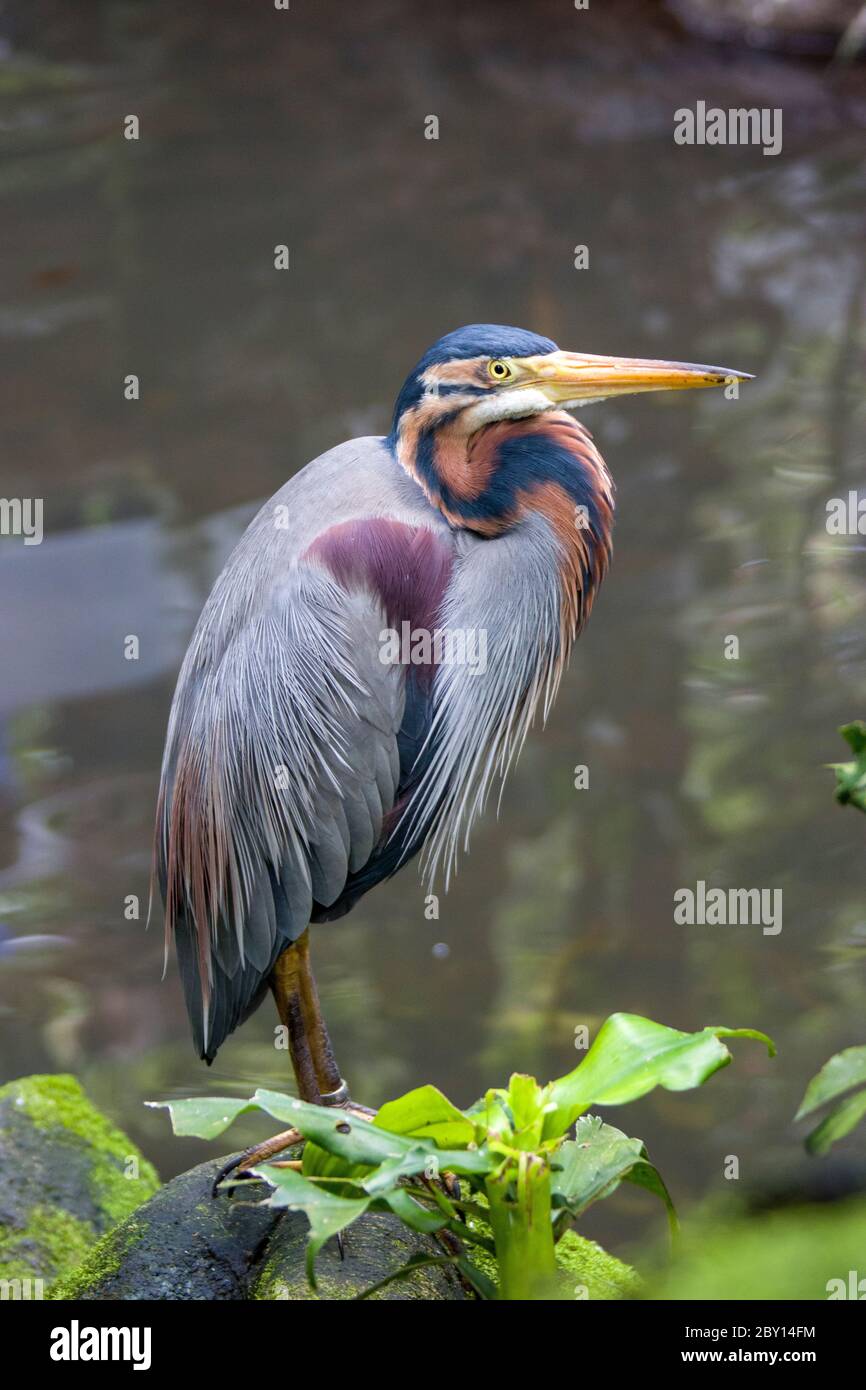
155, 1013, 772, 1300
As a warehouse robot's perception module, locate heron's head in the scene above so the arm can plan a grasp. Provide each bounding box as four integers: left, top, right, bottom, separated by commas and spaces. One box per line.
389, 322, 751, 536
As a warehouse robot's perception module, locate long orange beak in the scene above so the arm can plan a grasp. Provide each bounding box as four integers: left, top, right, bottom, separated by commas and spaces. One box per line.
516, 349, 753, 404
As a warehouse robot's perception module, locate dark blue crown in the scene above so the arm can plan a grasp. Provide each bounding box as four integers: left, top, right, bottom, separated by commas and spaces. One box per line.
390, 324, 558, 439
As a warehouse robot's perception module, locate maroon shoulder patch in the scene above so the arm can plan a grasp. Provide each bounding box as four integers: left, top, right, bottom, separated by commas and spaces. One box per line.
304, 518, 453, 636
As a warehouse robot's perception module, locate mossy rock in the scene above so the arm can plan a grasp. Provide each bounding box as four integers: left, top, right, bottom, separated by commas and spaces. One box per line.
0, 1074, 159, 1290
53, 1157, 280, 1300
54, 1155, 466, 1300
251, 1208, 468, 1301
554, 1230, 641, 1300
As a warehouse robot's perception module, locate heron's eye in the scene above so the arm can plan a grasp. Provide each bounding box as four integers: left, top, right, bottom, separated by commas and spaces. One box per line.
488, 359, 513, 382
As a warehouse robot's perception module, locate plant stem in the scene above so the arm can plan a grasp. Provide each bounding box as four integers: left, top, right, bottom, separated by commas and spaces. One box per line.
485, 1154, 557, 1300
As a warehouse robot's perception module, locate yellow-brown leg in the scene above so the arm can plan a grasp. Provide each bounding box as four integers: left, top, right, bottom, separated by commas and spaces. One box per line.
291, 930, 346, 1102
212, 931, 364, 1195
270, 933, 325, 1103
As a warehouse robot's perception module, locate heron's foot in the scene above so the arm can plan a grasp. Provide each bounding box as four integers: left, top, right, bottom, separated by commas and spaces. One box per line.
339, 1098, 377, 1119
211, 1088, 377, 1198
211, 1128, 302, 1197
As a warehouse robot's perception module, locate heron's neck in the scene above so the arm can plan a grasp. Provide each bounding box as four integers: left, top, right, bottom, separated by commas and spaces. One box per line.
392, 408, 614, 637
393, 409, 611, 534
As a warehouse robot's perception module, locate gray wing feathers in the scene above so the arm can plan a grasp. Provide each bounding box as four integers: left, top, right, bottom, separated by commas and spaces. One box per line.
159, 559, 404, 1059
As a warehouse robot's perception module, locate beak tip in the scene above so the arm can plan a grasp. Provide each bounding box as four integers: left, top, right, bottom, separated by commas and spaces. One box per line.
710, 368, 754, 385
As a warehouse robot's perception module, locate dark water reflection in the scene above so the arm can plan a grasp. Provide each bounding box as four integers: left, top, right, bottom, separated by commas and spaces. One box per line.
1, 0, 865, 1260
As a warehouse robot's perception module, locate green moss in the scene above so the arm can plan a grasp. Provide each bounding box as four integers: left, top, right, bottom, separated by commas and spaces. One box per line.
1, 1074, 159, 1226
250, 1248, 285, 1300
465, 1206, 639, 1299
50, 1218, 144, 1301
554, 1229, 641, 1300
0, 1205, 93, 1287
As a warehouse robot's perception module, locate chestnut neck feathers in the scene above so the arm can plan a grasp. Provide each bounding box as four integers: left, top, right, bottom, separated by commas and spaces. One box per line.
391, 400, 614, 636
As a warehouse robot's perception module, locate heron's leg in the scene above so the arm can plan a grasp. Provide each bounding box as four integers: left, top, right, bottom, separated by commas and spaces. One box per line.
270, 934, 322, 1103
214, 936, 344, 1195
212, 934, 368, 1197
293, 929, 347, 1102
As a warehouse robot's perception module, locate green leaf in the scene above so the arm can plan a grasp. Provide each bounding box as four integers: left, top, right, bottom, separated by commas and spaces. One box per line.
549, 1118, 678, 1239
361, 1144, 440, 1196
542, 1015, 774, 1141
381, 1186, 448, 1234
352, 1252, 454, 1300
625, 1161, 678, 1238
795, 1046, 866, 1120
804, 1089, 866, 1156
252, 1162, 370, 1289
551, 1117, 645, 1216
374, 1085, 475, 1148
464, 1090, 514, 1145
146, 1095, 255, 1139
300, 1139, 370, 1198
829, 721, 866, 812
506, 1073, 547, 1148
253, 1089, 492, 1179
454, 1257, 499, 1300
253, 1089, 414, 1166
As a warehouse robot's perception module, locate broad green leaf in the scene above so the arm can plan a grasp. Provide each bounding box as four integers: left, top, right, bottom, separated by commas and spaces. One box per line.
804, 1089, 866, 1156
146, 1095, 255, 1139
795, 1046, 866, 1120
551, 1118, 644, 1216
253, 1089, 411, 1165
550, 1118, 678, 1235
542, 1015, 774, 1141
253, 1162, 370, 1288
254, 1088, 492, 1178
374, 1084, 475, 1148
829, 721, 866, 812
